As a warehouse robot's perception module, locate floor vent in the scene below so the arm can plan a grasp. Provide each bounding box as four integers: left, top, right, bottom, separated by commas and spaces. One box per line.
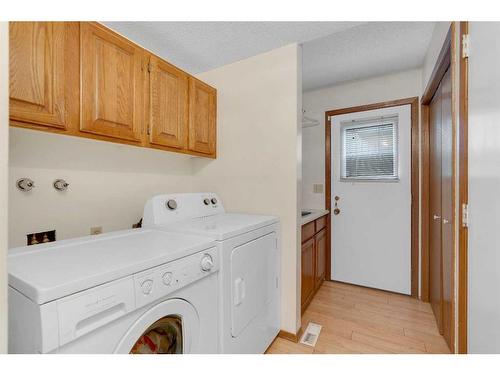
299, 322, 322, 347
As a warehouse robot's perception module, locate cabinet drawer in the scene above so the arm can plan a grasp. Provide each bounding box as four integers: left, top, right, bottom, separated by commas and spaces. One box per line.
315, 216, 327, 232
301, 221, 315, 243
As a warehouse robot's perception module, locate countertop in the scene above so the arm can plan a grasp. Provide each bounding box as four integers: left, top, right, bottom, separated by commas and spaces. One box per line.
301, 209, 329, 225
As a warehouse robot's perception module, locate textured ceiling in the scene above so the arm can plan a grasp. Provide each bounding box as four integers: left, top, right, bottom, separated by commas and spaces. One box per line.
302, 22, 436, 91
104, 21, 362, 74
104, 21, 435, 92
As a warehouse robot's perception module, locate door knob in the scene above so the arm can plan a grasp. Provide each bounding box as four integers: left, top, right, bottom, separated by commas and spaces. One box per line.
333, 208, 340, 215
433, 214, 441, 220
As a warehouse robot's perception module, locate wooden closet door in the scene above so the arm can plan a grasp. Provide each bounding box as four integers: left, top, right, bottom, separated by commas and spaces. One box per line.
9, 22, 79, 130
148, 56, 188, 149
188, 77, 216, 156
429, 79, 443, 333
440, 68, 454, 348
80, 23, 143, 142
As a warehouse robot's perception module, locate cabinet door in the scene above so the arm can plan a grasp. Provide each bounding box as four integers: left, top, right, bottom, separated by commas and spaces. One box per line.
188, 77, 216, 156
315, 228, 327, 289
80, 22, 143, 142
9, 22, 79, 130
301, 237, 316, 311
148, 56, 188, 149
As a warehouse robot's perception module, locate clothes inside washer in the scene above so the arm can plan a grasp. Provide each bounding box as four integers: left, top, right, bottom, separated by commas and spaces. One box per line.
130, 316, 183, 354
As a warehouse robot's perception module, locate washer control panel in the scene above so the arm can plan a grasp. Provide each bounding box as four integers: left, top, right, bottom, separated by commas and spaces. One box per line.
133, 247, 219, 308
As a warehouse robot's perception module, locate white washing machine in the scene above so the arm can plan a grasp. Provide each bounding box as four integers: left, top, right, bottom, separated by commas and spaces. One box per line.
143, 193, 281, 353
8, 228, 219, 353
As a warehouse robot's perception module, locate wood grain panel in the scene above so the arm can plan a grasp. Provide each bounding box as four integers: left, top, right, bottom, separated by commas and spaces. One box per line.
440, 68, 454, 350
80, 22, 143, 142
9, 22, 79, 130
148, 55, 188, 149
315, 228, 327, 289
301, 221, 315, 243
188, 76, 216, 156
315, 216, 326, 232
301, 237, 316, 312
429, 78, 443, 333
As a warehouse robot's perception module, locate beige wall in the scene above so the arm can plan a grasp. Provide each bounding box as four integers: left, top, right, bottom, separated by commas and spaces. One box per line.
0, 22, 9, 354
193, 44, 303, 333
9, 128, 195, 247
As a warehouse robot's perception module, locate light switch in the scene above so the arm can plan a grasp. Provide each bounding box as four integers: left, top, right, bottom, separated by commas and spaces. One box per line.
313, 184, 324, 194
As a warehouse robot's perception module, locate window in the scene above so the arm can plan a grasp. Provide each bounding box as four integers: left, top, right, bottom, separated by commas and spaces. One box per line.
340, 116, 398, 181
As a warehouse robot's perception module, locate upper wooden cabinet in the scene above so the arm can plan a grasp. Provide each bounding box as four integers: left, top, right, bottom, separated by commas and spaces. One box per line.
188, 77, 217, 156
80, 23, 143, 142
9, 22, 79, 131
9, 22, 217, 158
147, 55, 189, 149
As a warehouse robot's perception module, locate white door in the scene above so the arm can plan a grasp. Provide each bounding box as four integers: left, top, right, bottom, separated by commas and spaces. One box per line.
330, 105, 411, 295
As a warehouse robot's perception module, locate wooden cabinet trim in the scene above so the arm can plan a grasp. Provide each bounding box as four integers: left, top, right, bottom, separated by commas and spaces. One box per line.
301, 221, 315, 243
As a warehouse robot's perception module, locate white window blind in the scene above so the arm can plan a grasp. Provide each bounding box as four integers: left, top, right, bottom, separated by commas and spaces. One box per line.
341, 118, 398, 181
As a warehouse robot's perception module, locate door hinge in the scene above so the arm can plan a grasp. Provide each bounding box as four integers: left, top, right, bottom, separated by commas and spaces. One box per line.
462, 203, 469, 228
462, 34, 470, 59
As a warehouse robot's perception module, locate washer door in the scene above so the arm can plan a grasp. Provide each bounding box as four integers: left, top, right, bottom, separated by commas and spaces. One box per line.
114, 299, 199, 354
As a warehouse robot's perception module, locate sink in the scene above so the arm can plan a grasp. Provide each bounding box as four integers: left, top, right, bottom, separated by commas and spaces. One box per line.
301, 211, 312, 217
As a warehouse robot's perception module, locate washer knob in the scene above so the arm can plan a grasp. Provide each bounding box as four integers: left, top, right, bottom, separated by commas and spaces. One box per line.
162, 272, 173, 286
166, 199, 177, 210
141, 279, 153, 295
200, 254, 214, 271
211, 197, 218, 205
203, 198, 210, 205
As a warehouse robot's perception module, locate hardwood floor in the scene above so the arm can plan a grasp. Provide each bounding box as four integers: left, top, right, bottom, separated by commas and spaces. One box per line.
266, 281, 451, 354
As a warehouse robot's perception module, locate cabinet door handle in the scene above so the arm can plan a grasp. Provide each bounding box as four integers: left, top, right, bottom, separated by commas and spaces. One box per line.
433, 214, 441, 220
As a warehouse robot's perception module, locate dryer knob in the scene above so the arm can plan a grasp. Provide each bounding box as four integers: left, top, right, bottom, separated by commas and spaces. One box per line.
203, 198, 210, 205
166, 199, 177, 210
211, 198, 218, 205
200, 254, 214, 271
162, 272, 173, 286
141, 279, 153, 295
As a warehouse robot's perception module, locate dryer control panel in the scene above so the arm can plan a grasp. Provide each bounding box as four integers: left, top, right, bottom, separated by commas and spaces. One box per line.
134, 247, 219, 308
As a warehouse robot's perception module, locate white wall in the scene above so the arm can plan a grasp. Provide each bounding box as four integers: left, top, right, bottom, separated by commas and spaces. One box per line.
302, 69, 422, 209
192, 44, 302, 334
422, 22, 451, 90
468, 22, 500, 353
9, 129, 194, 247
0, 22, 9, 354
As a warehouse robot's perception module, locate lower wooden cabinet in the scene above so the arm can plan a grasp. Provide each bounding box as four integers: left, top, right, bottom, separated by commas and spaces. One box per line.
301, 215, 328, 312
315, 228, 327, 290
301, 237, 316, 311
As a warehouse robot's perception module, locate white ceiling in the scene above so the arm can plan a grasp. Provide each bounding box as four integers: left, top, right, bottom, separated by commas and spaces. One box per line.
104, 21, 435, 92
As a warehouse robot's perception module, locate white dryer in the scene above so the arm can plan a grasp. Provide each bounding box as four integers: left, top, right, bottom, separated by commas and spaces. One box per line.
143, 193, 281, 353
8, 228, 219, 353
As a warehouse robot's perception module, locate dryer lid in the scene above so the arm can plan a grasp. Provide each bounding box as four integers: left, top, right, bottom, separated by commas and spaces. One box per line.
8, 229, 215, 304
159, 213, 278, 241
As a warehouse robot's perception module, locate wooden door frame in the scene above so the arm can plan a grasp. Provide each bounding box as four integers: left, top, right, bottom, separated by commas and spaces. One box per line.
325, 96, 420, 298
420, 22, 468, 353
